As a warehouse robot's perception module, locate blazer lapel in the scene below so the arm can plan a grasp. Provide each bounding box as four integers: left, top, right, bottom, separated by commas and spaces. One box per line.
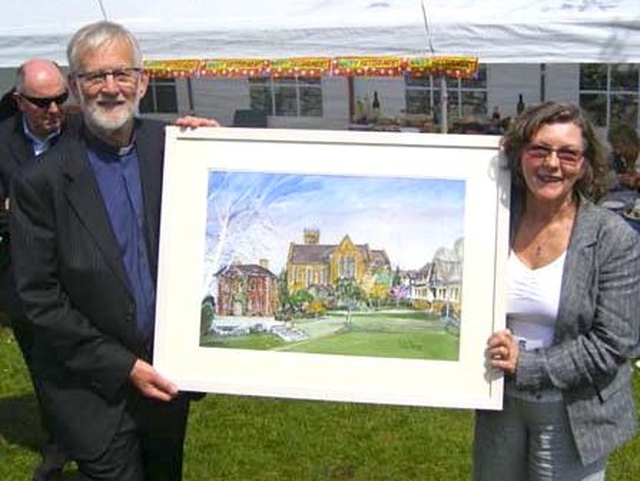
8, 118, 36, 167
62, 138, 132, 291
554, 200, 598, 340
134, 120, 164, 280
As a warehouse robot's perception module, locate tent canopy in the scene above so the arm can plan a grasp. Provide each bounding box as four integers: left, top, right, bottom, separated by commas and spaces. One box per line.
1, 0, 639, 67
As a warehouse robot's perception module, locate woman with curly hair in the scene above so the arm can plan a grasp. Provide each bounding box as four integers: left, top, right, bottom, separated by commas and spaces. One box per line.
473, 101, 640, 481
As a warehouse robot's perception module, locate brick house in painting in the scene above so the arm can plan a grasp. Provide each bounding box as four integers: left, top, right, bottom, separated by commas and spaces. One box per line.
214, 260, 278, 316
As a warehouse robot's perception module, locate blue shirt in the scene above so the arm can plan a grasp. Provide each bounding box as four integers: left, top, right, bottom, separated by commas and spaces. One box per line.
22, 116, 61, 157
85, 132, 156, 342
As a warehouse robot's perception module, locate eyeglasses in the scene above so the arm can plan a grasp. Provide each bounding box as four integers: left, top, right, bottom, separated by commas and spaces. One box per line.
20, 91, 69, 109
74, 67, 142, 88
524, 143, 583, 164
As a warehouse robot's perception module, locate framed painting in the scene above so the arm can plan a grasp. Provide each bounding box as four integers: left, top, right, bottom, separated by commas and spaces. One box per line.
154, 127, 510, 410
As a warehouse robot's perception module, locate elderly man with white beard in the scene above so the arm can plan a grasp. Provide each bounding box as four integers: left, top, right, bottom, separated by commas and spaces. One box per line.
9, 21, 217, 481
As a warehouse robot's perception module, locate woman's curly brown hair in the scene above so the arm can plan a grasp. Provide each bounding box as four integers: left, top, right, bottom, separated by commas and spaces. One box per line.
501, 101, 609, 201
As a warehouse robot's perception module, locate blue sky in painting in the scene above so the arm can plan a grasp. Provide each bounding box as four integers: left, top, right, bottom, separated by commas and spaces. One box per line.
205, 170, 465, 277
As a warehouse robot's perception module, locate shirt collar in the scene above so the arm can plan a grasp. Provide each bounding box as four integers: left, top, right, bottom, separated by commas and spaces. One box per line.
22, 116, 61, 156
83, 125, 136, 160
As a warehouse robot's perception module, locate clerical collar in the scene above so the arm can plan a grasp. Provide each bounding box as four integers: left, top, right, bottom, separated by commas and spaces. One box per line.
82, 126, 136, 158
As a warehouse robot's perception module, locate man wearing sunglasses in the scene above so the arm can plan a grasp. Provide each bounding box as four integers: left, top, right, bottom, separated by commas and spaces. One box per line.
0, 58, 72, 481
12, 60, 69, 155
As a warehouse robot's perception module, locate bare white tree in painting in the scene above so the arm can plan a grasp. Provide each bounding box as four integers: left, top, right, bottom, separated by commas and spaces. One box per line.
202, 172, 321, 296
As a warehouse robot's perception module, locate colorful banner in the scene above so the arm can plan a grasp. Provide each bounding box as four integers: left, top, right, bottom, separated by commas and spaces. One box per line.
143, 59, 202, 78
199, 59, 268, 77
406, 56, 478, 79
143, 56, 478, 79
268, 57, 333, 77
332, 57, 405, 77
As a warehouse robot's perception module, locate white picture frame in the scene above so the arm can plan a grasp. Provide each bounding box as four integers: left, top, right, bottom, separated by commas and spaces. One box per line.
154, 127, 510, 410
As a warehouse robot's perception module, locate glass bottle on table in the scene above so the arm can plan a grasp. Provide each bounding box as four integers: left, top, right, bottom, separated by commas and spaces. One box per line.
371, 91, 381, 121
372, 91, 380, 111
516, 94, 525, 115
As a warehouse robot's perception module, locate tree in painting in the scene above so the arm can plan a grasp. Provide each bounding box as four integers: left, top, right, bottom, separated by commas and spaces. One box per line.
203, 172, 322, 295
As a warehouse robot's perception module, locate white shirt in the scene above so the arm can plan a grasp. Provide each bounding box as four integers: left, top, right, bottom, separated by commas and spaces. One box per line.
506, 250, 566, 351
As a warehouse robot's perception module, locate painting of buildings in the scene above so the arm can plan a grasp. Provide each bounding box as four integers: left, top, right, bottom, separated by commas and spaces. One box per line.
214, 260, 279, 317
286, 228, 391, 296
199, 170, 466, 360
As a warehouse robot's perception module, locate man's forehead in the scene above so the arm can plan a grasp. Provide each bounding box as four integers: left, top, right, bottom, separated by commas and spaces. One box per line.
23, 67, 65, 93
77, 39, 136, 66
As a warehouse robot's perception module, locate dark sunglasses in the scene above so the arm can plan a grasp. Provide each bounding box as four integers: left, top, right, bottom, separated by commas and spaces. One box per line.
20, 91, 69, 109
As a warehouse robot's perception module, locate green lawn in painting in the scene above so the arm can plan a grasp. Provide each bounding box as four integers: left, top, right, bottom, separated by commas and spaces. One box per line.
202, 309, 459, 361
202, 333, 286, 350
282, 331, 459, 360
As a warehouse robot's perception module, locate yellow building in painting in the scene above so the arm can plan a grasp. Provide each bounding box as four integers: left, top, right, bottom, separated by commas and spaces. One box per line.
285, 229, 391, 292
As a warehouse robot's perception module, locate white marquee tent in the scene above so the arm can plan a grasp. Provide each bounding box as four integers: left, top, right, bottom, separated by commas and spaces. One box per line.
0, 0, 639, 67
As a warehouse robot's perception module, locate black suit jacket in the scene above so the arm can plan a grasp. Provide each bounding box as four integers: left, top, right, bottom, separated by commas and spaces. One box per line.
10, 118, 166, 459
0, 114, 36, 319
0, 113, 78, 319
0, 114, 34, 197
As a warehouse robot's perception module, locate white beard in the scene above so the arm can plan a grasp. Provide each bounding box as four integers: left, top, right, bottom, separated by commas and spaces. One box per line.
77, 89, 140, 134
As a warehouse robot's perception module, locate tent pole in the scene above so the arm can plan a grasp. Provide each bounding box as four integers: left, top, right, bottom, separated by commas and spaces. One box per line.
186, 77, 195, 114
440, 77, 448, 134
540, 63, 546, 103
348, 76, 355, 123
97, 0, 108, 19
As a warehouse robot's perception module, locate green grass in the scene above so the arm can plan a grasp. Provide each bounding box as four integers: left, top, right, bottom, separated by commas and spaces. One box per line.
2, 325, 640, 480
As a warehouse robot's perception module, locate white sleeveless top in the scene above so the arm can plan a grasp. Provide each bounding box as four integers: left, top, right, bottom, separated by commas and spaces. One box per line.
506, 250, 566, 351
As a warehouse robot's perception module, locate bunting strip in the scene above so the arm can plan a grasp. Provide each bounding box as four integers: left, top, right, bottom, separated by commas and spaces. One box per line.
143, 59, 203, 78
199, 59, 268, 78
332, 56, 404, 77
143, 56, 478, 79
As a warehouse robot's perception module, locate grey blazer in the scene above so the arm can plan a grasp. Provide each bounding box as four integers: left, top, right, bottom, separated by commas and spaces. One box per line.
515, 199, 640, 464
